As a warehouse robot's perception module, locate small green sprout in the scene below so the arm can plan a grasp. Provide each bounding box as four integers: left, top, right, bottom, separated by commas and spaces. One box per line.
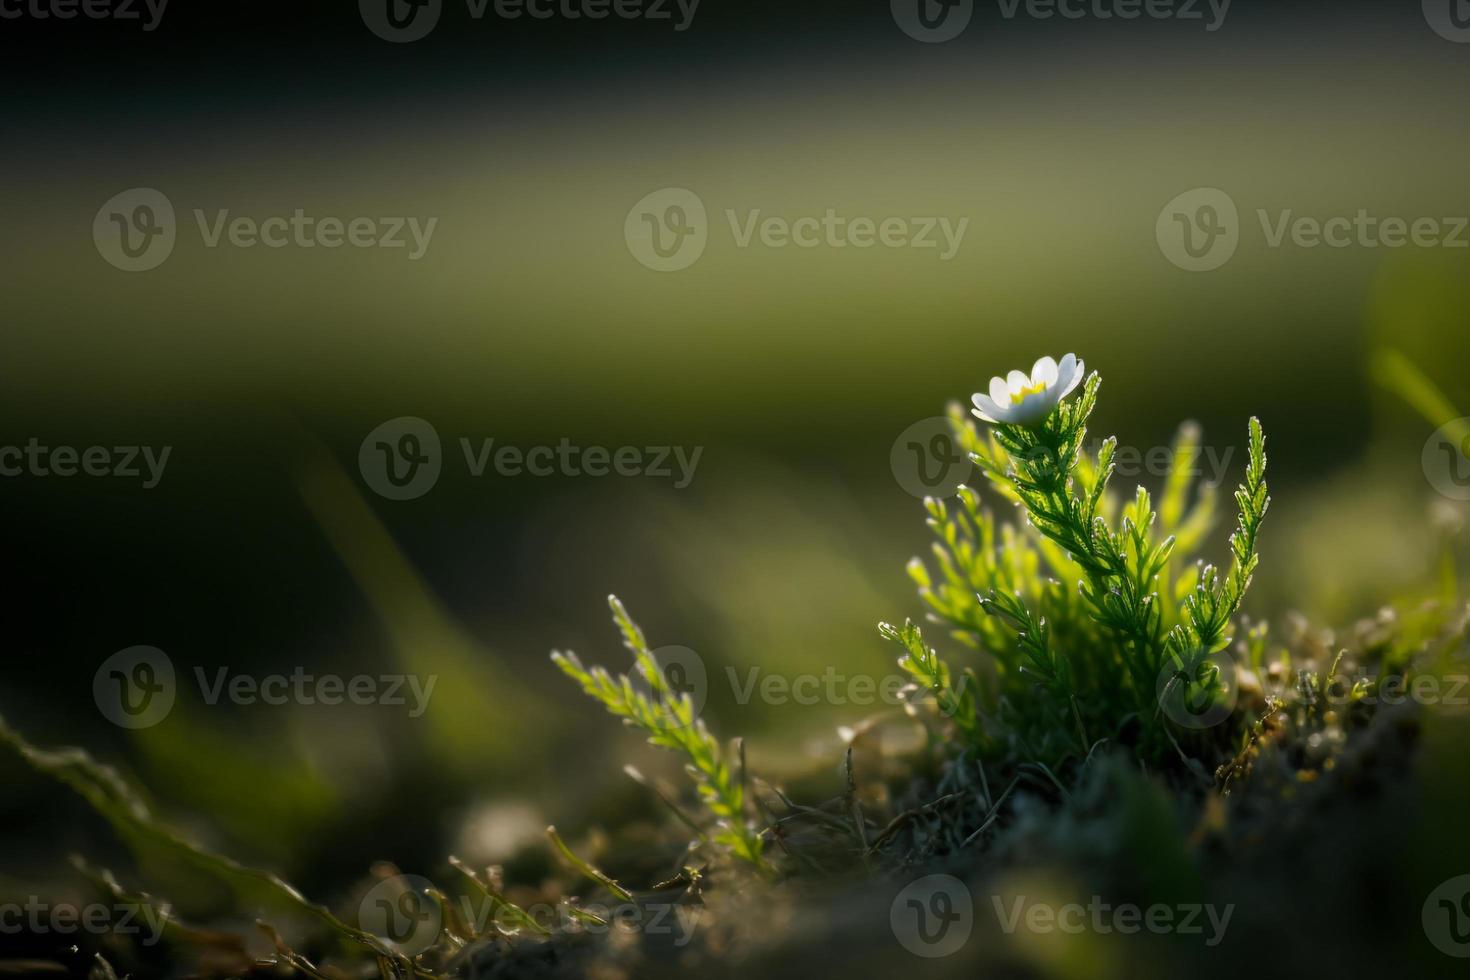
552, 596, 768, 870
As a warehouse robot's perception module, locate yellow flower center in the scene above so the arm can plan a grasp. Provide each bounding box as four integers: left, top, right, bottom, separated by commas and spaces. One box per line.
1010, 380, 1049, 405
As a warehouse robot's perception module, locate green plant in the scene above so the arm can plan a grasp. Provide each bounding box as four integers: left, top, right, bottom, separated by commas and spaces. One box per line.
894, 358, 1270, 770
552, 596, 768, 870
14, 353, 1470, 980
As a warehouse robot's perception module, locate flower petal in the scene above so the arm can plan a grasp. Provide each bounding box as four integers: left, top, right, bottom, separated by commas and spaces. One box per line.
1031, 356, 1058, 387
971, 392, 1008, 423
1006, 370, 1031, 396
989, 376, 1010, 405
1059, 356, 1085, 397
1053, 354, 1077, 395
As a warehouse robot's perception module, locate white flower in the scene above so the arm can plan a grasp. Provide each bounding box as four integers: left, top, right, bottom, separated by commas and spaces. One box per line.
971, 354, 1085, 427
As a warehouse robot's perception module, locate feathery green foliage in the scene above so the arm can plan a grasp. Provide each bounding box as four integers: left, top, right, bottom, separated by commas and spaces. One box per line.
892, 370, 1271, 768
551, 596, 767, 869
6, 350, 1467, 980
882, 619, 984, 746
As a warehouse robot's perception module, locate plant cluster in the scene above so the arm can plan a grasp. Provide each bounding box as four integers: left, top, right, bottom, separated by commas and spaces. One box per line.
894, 368, 1269, 773
11, 353, 1470, 980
